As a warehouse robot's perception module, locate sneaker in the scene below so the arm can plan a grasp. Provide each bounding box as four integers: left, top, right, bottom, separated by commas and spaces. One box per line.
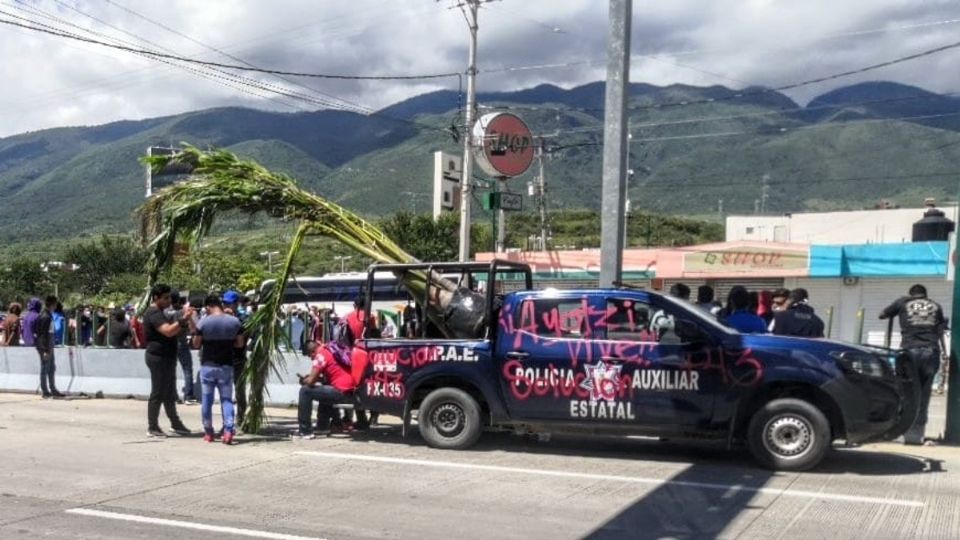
185, 399, 199, 405
170, 424, 192, 436
41, 393, 52, 399
222, 432, 235, 445
147, 428, 167, 438
202, 432, 215, 443
290, 431, 316, 440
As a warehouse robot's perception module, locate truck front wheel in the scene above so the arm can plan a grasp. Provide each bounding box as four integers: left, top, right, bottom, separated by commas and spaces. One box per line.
747, 398, 830, 471
417, 388, 483, 450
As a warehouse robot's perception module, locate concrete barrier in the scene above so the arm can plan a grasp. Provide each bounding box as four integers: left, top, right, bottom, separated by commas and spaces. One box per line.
0, 346, 313, 405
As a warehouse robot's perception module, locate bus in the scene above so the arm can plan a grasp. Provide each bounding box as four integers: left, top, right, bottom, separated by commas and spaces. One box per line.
258, 272, 412, 316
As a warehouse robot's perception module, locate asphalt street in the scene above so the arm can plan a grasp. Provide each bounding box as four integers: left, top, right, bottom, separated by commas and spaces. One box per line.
0, 392, 957, 540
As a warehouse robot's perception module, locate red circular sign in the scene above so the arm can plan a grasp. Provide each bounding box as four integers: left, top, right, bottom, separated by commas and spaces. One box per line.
473, 112, 535, 177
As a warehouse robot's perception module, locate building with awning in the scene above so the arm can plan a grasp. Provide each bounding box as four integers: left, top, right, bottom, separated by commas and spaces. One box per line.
477, 239, 951, 344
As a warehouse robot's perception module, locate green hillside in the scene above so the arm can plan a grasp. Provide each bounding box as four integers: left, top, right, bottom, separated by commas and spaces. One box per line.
2, 80, 960, 245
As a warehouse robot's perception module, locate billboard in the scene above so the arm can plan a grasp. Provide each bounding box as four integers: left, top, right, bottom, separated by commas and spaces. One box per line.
144, 146, 194, 197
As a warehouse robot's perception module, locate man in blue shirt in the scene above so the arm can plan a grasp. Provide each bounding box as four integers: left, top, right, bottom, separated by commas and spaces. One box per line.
191, 294, 244, 444
722, 286, 769, 334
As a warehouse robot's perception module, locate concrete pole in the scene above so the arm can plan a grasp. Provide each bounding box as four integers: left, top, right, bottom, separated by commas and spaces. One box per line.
494, 179, 504, 252
537, 143, 548, 251
457, 0, 479, 262
598, 0, 632, 288
946, 206, 960, 442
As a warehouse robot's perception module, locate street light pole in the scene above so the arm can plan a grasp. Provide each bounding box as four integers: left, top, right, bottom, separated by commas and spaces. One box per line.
333, 255, 352, 273
259, 251, 279, 273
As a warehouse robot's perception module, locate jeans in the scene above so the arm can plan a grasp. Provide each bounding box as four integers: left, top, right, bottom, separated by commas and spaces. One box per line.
908, 347, 941, 428
37, 348, 57, 395
200, 364, 235, 435
177, 342, 195, 400
297, 385, 347, 434
145, 352, 183, 430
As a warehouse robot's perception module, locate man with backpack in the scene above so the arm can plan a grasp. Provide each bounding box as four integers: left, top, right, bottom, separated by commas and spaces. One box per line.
293, 340, 357, 439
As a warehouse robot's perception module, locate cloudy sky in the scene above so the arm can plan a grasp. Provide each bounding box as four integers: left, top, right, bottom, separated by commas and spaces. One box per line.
0, 0, 959, 137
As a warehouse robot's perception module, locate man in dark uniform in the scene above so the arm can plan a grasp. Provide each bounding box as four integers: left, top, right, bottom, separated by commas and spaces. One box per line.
772, 288, 825, 338
880, 284, 946, 446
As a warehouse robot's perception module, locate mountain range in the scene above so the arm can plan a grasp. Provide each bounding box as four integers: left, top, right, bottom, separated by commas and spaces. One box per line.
3, 80, 960, 242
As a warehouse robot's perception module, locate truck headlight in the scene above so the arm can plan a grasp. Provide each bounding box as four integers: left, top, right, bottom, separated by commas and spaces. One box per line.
830, 351, 892, 378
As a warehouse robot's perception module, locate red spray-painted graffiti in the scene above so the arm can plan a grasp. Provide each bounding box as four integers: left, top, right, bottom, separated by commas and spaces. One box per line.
498, 297, 765, 389
366, 370, 406, 400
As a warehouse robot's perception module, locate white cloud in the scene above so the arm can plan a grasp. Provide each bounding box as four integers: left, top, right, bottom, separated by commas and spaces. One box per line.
0, 0, 959, 137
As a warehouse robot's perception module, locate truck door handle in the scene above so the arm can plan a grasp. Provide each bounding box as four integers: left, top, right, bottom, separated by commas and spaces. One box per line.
506, 351, 530, 360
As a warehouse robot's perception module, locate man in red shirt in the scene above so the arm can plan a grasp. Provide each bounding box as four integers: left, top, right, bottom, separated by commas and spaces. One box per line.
293, 340, 355, 439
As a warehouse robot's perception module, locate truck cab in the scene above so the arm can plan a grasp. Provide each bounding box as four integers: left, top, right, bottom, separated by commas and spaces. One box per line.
353, 261, 920, 471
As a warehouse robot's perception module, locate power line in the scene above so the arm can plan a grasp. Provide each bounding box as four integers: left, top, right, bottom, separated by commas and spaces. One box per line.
0, 15, 463, 81
0, 6, 457, 136
532, 91, 960, 141
0, 4, 311, 112
99, 0, 376, 116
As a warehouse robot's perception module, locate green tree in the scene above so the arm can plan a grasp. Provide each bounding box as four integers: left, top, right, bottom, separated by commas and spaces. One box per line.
379, 211, 460, 262
0, 256, 49, 302
62, 235, 148, 295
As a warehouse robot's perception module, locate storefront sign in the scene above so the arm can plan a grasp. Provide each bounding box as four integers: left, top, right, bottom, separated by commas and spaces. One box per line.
472, 112, 535, 177
683, 246, 809, 276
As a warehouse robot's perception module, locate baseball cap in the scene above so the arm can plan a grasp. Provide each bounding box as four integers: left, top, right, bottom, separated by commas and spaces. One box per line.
222, 290, 240, 304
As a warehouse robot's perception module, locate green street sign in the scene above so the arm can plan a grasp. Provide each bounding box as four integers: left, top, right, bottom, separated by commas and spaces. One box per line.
482, 192, 522, 211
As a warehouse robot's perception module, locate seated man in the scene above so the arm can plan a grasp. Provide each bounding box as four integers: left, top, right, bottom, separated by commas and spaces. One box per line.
293, 340, 356, 439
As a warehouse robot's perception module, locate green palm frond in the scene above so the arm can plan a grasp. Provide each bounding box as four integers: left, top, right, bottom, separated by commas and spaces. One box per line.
137, 145, 461, 433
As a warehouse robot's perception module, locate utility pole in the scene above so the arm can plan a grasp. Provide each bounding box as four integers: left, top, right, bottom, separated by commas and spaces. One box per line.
947, 189, 960, 442
259, 250, 279, 273
598, 0, 632, 288
457, 0, 479, 262
537, 143, 549, 251
760, 173, 770, 214
529, 142, 550, 251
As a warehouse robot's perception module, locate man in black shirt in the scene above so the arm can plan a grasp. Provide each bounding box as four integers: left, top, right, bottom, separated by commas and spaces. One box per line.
34, 295, 64, 398
880, 284, 946, 445
143, 284, 194, 438
772, 288, 825, 338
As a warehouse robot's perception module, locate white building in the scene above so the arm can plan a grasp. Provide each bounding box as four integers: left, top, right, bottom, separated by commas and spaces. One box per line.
726, 204, 958, 245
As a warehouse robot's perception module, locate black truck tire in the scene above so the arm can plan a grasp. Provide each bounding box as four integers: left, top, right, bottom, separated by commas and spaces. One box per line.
418, 388, 483, 450
747, 398, 830, 471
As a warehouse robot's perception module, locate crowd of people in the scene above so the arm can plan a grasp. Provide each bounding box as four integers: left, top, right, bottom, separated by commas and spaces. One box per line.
0, 279, 947, 448
670, 283, 826, 337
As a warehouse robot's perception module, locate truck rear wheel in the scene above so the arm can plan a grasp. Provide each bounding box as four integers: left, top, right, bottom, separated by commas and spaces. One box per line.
418, 388, 482, 450
747, 398, 830, 471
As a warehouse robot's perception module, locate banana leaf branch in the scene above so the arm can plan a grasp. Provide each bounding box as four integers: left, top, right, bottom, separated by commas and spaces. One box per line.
137, 146, 482, 433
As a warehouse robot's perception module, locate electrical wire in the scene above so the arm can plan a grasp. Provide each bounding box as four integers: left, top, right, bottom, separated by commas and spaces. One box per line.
0, 5, 457, 136
0, 4, 310, 112
0, 15, 462, 81
100, 0, 377, 116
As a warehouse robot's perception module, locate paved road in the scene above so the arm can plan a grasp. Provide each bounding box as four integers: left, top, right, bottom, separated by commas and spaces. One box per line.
0, 392, 957, 539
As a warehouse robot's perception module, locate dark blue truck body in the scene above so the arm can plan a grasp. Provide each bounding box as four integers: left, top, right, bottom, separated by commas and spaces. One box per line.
354, 269, 917, 470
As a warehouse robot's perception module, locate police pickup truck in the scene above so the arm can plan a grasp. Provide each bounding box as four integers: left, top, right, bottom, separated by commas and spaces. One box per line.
351, 261, 920, 471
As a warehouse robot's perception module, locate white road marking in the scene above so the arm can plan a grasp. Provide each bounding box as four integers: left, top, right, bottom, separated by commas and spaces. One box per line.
65, 508, 323, 540
295, 450, 925, 508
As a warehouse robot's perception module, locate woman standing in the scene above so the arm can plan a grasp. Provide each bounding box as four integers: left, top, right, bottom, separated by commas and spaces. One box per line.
143, 284, 193, 438
3, 303, 22, 346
